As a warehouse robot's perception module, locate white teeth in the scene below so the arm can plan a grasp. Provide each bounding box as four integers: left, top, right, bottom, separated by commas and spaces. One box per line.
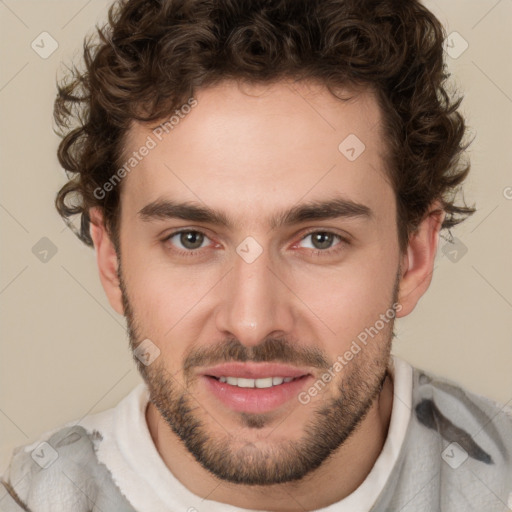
255, 377, 273, 388
237, 378, 254, 388
216, 376, 297, 388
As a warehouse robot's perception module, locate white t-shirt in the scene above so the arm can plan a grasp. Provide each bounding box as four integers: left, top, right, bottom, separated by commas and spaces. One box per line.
2, 356, 511, 511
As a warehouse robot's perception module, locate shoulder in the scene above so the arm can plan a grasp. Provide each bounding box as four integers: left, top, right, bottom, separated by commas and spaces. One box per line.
408, 365, 512, 507
379, 360, 512, 511
411, 365, 512, 446
1, 415, 138, 511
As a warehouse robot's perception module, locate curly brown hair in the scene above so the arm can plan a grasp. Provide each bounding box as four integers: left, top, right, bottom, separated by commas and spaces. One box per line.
55, 0, 475, 252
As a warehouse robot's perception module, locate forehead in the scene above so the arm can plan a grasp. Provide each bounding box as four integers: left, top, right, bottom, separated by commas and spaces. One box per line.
120, 80, 393, 227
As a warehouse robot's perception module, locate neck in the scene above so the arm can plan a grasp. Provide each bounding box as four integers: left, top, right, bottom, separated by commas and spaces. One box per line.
146, 373, 394, 511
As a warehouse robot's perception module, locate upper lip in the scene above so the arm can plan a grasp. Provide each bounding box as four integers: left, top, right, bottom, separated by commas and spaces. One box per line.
201, 362, 311, 379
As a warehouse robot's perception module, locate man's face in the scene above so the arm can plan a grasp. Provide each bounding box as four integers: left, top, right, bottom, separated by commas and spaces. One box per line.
116, 81, 401, 484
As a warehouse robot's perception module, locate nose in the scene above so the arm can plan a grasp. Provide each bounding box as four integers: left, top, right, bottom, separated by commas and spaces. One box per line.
214, 244, 295, 347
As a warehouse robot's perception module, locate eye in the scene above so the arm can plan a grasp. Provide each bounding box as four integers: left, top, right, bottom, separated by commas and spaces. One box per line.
297, 231, 344, 251
164, 230, 211, 251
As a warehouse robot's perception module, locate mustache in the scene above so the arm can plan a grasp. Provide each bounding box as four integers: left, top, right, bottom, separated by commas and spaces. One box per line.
183, 337, 330, 376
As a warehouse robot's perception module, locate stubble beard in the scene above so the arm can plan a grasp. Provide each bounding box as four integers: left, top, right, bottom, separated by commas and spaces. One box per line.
118, 265, 397, 485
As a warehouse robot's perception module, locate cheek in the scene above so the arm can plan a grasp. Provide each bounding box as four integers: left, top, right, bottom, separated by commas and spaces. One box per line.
121, 248, 221, 340
289, 245, 398, 349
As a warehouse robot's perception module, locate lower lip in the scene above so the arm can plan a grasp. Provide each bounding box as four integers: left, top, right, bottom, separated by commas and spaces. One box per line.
202, 375, 312, 414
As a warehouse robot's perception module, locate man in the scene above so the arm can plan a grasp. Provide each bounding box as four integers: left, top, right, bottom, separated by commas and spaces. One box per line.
1, 0, 511, 510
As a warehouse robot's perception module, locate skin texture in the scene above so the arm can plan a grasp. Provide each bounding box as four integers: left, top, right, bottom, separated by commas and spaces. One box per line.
89, 80, 444, 511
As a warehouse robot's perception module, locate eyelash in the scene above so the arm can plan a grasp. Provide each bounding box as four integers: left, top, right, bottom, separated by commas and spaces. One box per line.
161, 229, 349, 258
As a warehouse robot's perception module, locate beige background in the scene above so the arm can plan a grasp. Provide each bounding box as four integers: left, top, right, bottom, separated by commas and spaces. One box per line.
1, 0, 511, 474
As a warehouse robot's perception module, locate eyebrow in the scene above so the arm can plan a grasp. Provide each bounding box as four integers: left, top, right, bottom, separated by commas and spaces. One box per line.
138, 196, 373, 229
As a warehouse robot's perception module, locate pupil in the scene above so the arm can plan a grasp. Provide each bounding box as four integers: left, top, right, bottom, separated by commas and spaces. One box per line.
181, 231, 204, 249
313, 233, 332, 250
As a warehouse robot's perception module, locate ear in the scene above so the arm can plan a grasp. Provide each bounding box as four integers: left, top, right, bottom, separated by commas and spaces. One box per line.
396, 202, 445, 318
89, 207, 124, 316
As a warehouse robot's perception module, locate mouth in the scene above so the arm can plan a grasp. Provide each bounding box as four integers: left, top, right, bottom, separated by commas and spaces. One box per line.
209, 375, 303, 388
200, 362, 314, 414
